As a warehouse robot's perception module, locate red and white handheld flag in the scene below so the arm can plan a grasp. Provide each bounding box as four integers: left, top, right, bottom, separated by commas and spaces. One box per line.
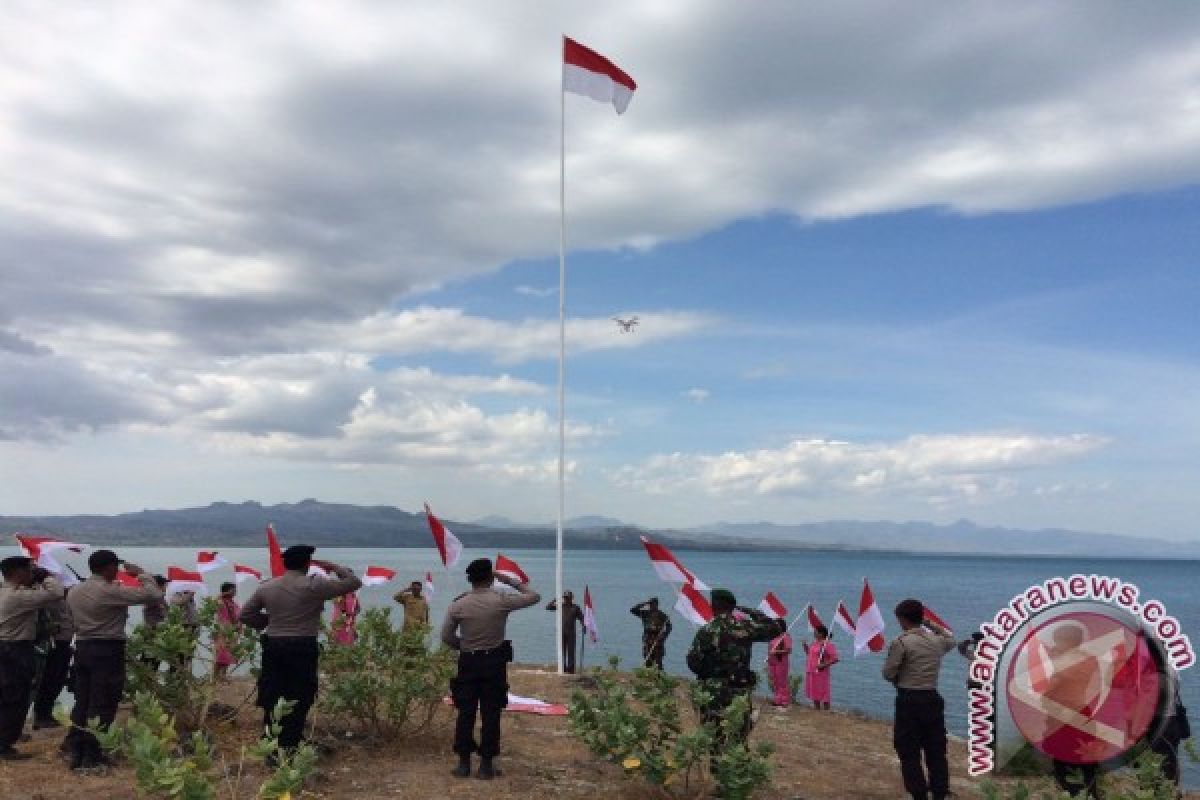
363, 566, 396, 587
854, 578, 887, 656
758, 592, 787, 620
639, 536, 710, 591
806, 604, 826, 634
563, 37, 637, 115
674, 582, 714, 626
307, 562, 331, 579
266, 524, 285, 578
166, 566, 207, 596
833, 599, 857, 639
425, 503, 463, 568
923, 605, 954, 633
233, 564, 262, 584
424, 571, 435, 600
583, 585, 599, 643
494, 554, 530, 585
14, 534, 85, 582
196, 551, 228, 574
115, 570, 142, 588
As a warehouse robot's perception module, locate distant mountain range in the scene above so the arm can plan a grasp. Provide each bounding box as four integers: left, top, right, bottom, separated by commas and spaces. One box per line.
2, 500, 1197, 558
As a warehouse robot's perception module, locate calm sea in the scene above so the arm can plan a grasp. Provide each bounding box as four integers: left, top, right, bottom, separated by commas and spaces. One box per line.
59, 547, 1200, 785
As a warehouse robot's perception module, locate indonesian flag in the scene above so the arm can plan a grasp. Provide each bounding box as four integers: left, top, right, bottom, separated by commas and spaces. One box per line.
806, 604, 826, 634
674, 582, 714, 626
14, 534, 85, 583
115, 570, 142, 588
833, 600, 857, 639
425, 503, 463, 568
424, 571, 435, 600
583, 585, 599, 643
166, 566, 207, 596
233, 564, 262, 584
363, 566, 396, 587
563, 37, 637, 115
307, 562, 331, 579
639, 536, 710, 591
758, 592, 787, 620
265, 524, 285, 578
196, 551, 228, 574
853, 578, 887, 656
923, 605, 954, 633
494, 554, 529, 585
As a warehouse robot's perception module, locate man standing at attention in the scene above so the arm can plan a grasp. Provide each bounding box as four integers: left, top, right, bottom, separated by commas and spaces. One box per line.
394, 579, 430, 634
882, 598, 956, 800
630, 596, 672, 669
0, 557, 64, 760
441, 558, 539, 780
239, 546, 361, 753
63, 550, 162, 771
545, 590, 584, 674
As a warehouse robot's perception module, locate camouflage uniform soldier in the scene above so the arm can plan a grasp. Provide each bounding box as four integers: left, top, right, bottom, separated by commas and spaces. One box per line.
630, 597, 672, 669
686, 588, 784, 749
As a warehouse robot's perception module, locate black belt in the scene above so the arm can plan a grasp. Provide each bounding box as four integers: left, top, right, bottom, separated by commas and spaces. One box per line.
461, 645, 506, 657
0, 640, 34, 649
897, 687, 939, 695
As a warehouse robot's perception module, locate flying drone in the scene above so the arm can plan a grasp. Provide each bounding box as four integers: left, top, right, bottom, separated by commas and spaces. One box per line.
612, 316, 639, 333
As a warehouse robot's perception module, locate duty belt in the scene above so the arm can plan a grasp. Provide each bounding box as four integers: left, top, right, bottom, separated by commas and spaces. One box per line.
461, 644, 506, 657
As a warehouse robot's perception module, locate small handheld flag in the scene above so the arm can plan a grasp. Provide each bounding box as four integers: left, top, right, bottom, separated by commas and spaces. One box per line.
806, 604, 826, 634
196, 551, 228, 574
425, 503, 463, 568
923, 605, 954, 633
833, 599, 857, 638
233, 564, 262, 584
494, 554, 530, 584
758, 592, 788, 620
166, 566, 207, 596
424, 571, 435, 599
583, 585, 599, 643
363, 566, 396, 587
266, 524, 285, 578
853, 578, 887, 656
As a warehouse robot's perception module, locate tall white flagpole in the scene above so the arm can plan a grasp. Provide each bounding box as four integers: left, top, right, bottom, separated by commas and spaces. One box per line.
555, 35, 567, 675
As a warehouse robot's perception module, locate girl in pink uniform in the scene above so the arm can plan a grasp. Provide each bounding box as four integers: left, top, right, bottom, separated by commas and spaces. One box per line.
213, 582, 241, 680
331, 591, 360, 645
767, 629, 794, 706
803, 625, 839, 710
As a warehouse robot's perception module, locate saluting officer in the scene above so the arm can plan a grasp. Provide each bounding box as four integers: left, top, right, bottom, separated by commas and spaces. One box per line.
440, 558, 540, 780
239, 545, 361, 752
631, 597, 673, 669
63, 549, 162, 770
0, 557, 64, 760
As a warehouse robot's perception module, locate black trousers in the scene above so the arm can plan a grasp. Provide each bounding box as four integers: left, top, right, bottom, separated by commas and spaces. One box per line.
560, 634, 577, 674
33, 639, 73, 718
450, 649, 508, 758
63, 640, 125, 760
257, 637, 319, 750
0, 641, 36, 751
1052, 760, 1100, 798
894, 689, 949, 800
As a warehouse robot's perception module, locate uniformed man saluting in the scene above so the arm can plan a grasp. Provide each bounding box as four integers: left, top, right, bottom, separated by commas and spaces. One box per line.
0, 556, 64, 761
631, 597, 672, 669
63, 549, 162, 771
440, 558, 539, 780
239, 545, 361, 753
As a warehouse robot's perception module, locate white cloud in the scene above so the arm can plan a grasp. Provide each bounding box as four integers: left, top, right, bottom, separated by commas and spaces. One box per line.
613, 433, 1110, 505
515, 285, 557, 298
682, 387, 710, 403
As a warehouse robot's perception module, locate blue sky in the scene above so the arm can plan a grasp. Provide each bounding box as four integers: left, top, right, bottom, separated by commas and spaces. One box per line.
2, 3, 1199, 542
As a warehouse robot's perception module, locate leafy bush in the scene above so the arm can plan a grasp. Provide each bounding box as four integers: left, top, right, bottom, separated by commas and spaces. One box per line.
316, 608, 454, 740
981, 750, 1189, 800
569, 657, 773, 799
93, 692, 315, 800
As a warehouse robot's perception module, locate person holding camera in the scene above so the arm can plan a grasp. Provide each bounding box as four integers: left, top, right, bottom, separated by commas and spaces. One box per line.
63, 549, 162, 771
0, 557, 65, 760
440, 557, 540, 780
686, 589, 785, 751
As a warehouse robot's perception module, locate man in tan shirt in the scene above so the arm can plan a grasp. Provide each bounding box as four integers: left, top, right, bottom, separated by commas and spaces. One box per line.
63, 549, 162, 771
0, 557, 65, 760
394, 580, 430, 633
882, 598, 956, 800
239, 545, 360, 752
441, 557, 539, 780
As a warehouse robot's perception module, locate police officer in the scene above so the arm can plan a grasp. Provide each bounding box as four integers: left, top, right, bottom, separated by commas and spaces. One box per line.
440, 558, 540, 780
545, 591, 584, 674
686, 589, 783, 751
63, 549, 162, 770
0, 556, 64, 760
31, 582, 74, 730
882, 598, 955, 800
631, 597, 672, 669
393, 580, 430, 634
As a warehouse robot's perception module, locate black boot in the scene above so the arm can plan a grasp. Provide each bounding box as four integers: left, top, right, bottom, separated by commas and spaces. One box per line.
477, 757, 501, 779
452, 754, 471, 778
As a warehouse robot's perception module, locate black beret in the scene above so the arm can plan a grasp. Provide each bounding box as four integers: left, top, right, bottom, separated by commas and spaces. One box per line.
88, 549, 120, 571
0, 556, 33, 576
465, 558, 492, 581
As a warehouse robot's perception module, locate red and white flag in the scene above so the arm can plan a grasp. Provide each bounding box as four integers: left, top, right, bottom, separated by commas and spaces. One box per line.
923, 605, 954, 633
425, 503, 463, 568
424, 571, 435, 600
14, 534, 85, 582
833, 599, 857, 639
363, 566, 396, 587
266, 524, 285, 578
583, 585, 599, 643
233, 564, 262, 584
639, 536, 710, 591
494, 554, 529, 585
166, 566, 207, 596
115, 570, 142, 588
563, 37, 637, 115
806, 604, 826, 634
196, 551, 228, 574
307, 562, 330, 579
758, 592, 787, 620
674, 582, 714, 626
854, 578, 887, 656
